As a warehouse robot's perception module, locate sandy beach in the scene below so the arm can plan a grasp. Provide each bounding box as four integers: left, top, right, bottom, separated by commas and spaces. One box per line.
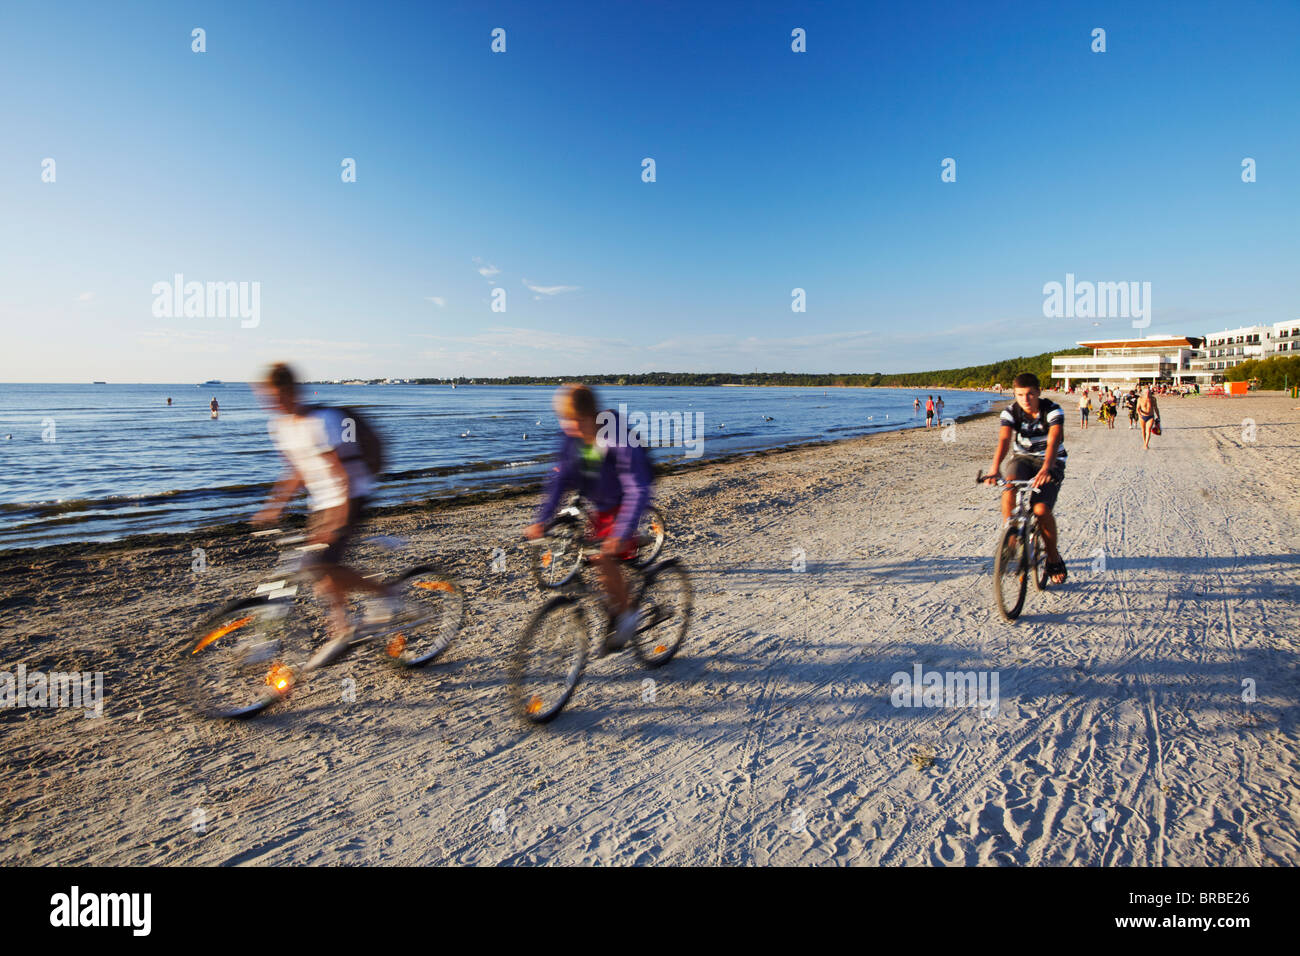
2, 391, 1297, 866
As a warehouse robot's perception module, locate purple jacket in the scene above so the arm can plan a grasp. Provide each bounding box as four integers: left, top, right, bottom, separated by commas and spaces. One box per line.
535, 412, 654, 542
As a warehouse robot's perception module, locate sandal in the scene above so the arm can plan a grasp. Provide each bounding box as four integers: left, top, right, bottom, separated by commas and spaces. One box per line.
1046, 560, 1068, 585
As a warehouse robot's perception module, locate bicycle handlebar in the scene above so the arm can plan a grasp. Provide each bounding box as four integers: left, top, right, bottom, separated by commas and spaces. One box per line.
524, 532, 603, 556
975, 471, 1038, 488
976, 469, 1060, 491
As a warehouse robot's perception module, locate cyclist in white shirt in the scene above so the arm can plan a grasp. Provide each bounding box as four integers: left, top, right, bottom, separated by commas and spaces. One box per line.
253, 363, 394, 663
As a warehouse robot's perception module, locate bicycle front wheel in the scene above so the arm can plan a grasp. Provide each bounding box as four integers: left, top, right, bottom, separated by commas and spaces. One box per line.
384, 566, 464, 667
1030, 526, 1050, 592
631, 558, 692, 667
184, 597, 304, 718
528, 514, 586, 589
511, 596, 588, 723
993, 527, 1029, 622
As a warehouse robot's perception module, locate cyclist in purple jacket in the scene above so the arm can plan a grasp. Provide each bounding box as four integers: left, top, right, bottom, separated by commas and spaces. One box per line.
525, 384, 653, 651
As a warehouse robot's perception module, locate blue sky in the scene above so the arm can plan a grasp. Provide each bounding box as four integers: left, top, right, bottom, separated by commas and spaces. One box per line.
1, 0, 1297, 382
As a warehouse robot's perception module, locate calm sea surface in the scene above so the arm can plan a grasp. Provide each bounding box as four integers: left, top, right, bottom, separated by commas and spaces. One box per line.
0, 384, 999, 550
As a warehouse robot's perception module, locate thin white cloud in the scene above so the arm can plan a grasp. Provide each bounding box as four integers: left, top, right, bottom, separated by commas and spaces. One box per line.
522, 279, 581, 296
425, 296, 446, 307
77, 291, 93, 302
473, 257, 500, 279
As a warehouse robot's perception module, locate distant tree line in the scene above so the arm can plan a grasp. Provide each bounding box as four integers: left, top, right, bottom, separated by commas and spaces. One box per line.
392, 346, 1093, 390
1226, 354, 1300, 390
314, 348, 1076, 390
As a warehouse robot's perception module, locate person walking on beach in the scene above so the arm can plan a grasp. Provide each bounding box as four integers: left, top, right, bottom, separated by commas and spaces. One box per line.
526, 384, 653, 654
252, 362, 395, 664
1124, 389, 1138, 429
1078, 390, 1091, 429
925, 395, 935, 428
1137, 386, 1160, 451
984, 372, 1068, 584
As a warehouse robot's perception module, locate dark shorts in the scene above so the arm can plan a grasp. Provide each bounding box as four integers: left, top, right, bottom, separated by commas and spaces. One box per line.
306, 496, 368, 569
1003, 457, 1064, 511
1080, 407, 1090, 418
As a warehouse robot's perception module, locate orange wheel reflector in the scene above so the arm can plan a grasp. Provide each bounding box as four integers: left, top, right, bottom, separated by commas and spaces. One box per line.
413, 580, 455, 592
526, 696, 544, 715
541, 552, 553, 567
387, 634, 407, 657
265, 663, 293, 692
654, 645, 668, 654
193, 616, 252, 654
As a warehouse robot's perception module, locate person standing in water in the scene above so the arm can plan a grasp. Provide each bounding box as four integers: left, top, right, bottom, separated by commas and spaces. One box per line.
210, 396, 219, 419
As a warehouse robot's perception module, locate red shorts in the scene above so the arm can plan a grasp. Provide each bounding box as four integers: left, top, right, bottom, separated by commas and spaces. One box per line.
590, 508, 638, 561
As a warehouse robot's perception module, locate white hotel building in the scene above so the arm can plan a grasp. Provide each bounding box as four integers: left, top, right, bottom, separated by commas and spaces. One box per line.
1189, 325, 1271, 382
1050, 336, 1205, 390
1053, 321, 1300, 389
1268, 319, 1300, 356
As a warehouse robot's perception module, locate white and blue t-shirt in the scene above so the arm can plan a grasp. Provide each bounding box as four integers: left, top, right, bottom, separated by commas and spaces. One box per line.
1000, 399, 1067, 465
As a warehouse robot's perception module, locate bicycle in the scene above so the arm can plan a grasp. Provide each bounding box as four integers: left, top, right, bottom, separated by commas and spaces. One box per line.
976, 470, 1053, 621
183, 528, 464, 718
527, 495, 667, 589
511, 524, 691, 723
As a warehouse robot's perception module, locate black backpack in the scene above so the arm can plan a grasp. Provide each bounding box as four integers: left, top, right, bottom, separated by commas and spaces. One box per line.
306, 404, 386, 478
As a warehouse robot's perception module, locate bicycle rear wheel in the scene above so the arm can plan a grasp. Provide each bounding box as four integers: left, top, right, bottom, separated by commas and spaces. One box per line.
384, 566, 465, 667
511, 596, 588, 723
184, 597, 305, 717
993, 527, 1029, 622
631, 558, 692, 667
529, 513, 586, 589
632, 505, 667, 568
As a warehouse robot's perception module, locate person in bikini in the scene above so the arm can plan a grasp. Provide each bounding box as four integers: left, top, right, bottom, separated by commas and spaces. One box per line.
1137, 386, 1160, 451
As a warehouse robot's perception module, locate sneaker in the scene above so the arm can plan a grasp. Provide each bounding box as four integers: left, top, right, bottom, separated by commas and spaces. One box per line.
605, 609, 641, 652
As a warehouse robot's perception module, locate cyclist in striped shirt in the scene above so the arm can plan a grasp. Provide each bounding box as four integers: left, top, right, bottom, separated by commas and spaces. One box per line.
983, 372, 1068, 584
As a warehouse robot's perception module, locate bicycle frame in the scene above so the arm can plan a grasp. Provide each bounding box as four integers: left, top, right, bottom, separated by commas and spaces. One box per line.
525, 526, 671, 631
247, 529, 415, 646
1000, 480, 1039, 540
526, 529, 626, 611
